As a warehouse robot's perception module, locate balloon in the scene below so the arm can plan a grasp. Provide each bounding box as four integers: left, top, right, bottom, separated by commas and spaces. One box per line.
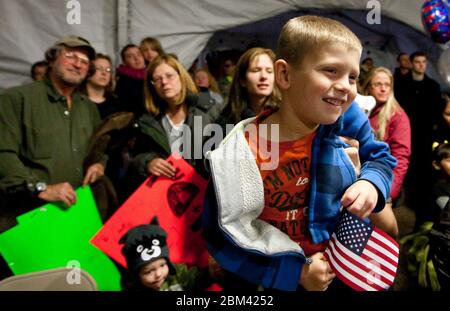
422, 0, 450, 44
444, 0, 450, 9
438, 48, 450, 88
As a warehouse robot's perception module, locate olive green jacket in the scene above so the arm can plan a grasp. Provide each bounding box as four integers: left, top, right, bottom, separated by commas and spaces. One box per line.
0, 79, 102, 191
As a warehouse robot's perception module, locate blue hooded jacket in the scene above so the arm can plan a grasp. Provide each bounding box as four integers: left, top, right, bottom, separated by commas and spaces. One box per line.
203, 102, 397, 291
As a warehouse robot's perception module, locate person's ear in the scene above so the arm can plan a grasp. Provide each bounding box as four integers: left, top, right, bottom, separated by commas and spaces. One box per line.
432, 160, 441, 171
275, 59, 290, 90
150, 216, 159, 225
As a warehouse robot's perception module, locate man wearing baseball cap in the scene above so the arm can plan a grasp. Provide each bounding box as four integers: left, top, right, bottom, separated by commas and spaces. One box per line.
0, 35, 104, 256
54, 35, 96, 60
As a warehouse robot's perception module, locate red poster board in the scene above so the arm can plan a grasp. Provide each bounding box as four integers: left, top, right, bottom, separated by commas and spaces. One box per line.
91, 156, 209, 268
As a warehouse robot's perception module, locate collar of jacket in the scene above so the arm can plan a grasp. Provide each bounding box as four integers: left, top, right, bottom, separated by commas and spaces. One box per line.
138, 114, 170, 154
206, 116, 307, 259
116, 64, 146, 80
139, 91, 213, 133
44, 78, 87, 103
137, 92, 208, 154
185, 91, 215, 112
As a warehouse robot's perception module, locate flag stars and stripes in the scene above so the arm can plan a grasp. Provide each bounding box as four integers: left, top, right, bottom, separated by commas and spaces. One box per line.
325, 211, 399, 291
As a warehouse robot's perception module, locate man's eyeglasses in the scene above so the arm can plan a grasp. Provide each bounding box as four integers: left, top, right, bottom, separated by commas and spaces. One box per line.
371, 82, 391, 89
63, 51, 90, 66
151, 72, 177, 86
95, 66, 112, 73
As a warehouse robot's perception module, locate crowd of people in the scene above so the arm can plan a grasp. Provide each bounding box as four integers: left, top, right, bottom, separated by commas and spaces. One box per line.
0, 14, 449, 291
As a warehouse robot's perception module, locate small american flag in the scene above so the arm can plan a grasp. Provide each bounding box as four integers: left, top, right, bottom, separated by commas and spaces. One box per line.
324, 211, 399, 291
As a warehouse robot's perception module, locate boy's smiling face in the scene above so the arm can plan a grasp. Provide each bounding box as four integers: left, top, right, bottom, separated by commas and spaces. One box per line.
277, 42, 360, 131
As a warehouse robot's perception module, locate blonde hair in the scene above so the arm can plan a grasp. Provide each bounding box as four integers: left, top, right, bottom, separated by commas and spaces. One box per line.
144, 54, 198, 117
225, 47, 281, 124
194, 68, 220, 93
361, 67, 402, 140
277, 15, 362, 68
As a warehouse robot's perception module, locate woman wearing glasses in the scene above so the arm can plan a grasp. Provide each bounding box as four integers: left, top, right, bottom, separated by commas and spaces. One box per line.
362, 67, 411, 205
83, 53, 121, 119
123, 54, 220, 191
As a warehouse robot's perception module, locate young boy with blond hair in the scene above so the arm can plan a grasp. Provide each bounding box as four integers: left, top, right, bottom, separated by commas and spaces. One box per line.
204, 15, 397, 291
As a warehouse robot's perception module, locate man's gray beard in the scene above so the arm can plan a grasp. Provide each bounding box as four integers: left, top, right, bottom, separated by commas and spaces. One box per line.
53, 66, 85, 87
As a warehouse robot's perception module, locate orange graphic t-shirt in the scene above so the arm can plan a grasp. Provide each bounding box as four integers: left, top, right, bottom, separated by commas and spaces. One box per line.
246, 114, 327, 256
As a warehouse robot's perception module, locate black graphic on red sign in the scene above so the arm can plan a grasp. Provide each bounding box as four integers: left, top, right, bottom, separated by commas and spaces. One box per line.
167, 182, 200, 217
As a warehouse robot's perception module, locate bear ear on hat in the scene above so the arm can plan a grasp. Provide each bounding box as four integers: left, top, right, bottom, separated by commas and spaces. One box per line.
150, 216, 159, 226
118, 231, 129, 244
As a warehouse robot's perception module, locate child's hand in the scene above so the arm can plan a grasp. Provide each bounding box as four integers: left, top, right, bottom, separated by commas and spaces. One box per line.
339, 136, 361, 176
341, 180, 378, 218
299, 252, 335, 291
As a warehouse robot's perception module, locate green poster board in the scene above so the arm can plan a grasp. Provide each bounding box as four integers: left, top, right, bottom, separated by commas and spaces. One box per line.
0, 186, 121, 291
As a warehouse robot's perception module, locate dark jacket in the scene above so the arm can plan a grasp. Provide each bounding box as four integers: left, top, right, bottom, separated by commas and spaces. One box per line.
115, 72, 146, 118
123, 92, 220, 196
95, 95, 123, 120
84, 111, 138, 218
429, 178, 450, 288
395, 73, 441, 221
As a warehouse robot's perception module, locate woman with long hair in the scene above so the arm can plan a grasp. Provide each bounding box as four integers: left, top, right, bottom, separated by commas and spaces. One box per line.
83, 53, 121, 119
124, 54, 218, 192
362, 66, 411, 203
221, 47, 281, 125
140, 37, 165, 65
193, 68, 224, 106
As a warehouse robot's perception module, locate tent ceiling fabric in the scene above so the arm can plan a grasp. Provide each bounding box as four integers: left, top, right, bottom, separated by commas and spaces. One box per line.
200, 8, 441, 82
0, 0, 116, 90
130, 0, 428, 67
0, 0, 441, 90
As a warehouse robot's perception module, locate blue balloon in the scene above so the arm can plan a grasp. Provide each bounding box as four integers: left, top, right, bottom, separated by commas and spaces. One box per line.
422, 0, 450, 44
443, 0, 450, 9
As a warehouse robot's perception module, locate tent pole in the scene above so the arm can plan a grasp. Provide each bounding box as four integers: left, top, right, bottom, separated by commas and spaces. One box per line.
117, 0, 130, 52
